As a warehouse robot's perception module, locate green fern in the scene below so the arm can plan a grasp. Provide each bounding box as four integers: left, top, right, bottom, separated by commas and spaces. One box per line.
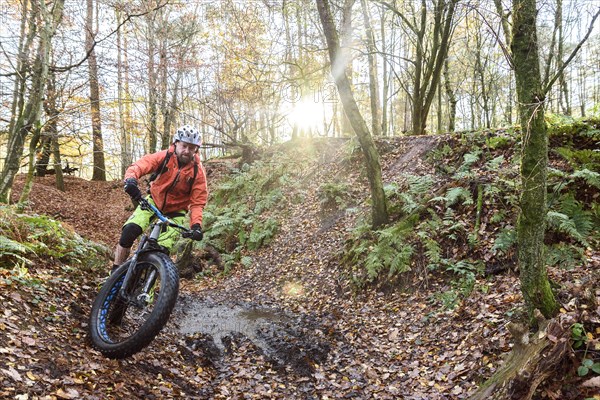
547, 212, 589, 246
399, 193, 420, 214
0, 235, 34, 267
406, 174, 435, 195
571, 169, 600, 189
363, 225, 414, 280
461, 150, 482, 170
546, 243, 585, 269
0, 206, 104, 272
559, 195, 593, 237
485, 155, 505, 170
248, 218, 279, 250
451, 150, 482, 180
430, 186, 473, 207
447, 187, 474, 206
386, 175, 435, 215
492, 228, 517, 255
318, 181, 351, 211
417, 230, 443, 270
344, 216, 417, 285
445, 259, 481, 280
490, 210, 507, 224
546, 194, 593, 245
254, 189, 284, 214
554, 147, 600, 170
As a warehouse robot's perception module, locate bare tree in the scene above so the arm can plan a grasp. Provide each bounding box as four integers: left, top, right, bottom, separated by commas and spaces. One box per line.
378, 0, 459, 135
443, 58, 457, 132
316, 0, 388, 228
360, 0, 382, 136
116, 4, 132, 177
146, 7, 159, 152
86, 0, 106, 181
379, 7, 390, 136
0, 0, 65, 203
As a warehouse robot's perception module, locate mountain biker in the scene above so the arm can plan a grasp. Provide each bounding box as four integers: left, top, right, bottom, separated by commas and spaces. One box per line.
112, 125, 208, 272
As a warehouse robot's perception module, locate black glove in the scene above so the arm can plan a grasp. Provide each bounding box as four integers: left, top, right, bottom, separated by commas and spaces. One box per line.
188, 223, 203, 241
124, 178, 142, 201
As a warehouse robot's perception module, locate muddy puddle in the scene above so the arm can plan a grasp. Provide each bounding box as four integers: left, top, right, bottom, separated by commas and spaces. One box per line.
174, 297, 330, 375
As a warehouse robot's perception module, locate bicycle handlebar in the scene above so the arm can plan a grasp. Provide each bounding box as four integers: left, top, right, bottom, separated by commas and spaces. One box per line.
138, 198, 191, 233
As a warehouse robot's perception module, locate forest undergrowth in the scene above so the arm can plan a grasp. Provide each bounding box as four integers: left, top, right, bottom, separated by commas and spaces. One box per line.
1, 116, 599, 399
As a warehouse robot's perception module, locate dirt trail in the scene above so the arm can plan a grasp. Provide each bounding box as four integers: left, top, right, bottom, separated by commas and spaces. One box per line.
162, 137, 518, 399
4, 138, 591, 399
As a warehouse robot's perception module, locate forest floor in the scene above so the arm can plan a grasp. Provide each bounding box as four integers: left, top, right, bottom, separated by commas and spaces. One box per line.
2, 137, 600, 399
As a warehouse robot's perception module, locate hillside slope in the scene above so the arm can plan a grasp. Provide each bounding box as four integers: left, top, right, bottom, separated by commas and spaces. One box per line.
1, 130, 599, 399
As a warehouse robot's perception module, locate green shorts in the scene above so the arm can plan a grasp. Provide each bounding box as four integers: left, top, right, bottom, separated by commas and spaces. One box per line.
123, 197, 187, 251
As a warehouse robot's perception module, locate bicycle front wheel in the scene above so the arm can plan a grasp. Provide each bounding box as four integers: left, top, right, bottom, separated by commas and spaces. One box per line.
88, 251, 179, 359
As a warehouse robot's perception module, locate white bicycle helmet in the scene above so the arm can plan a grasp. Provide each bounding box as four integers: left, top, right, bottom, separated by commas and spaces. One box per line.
173, 125, 201, 146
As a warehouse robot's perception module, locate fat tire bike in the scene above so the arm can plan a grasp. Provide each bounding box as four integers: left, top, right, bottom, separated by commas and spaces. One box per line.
88, 198, 193, 359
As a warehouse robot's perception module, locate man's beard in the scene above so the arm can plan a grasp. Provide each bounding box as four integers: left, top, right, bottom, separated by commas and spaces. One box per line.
177, 152, 193, 165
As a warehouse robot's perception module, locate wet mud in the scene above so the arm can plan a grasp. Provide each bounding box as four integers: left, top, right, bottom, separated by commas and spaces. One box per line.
174, 296, 330, 376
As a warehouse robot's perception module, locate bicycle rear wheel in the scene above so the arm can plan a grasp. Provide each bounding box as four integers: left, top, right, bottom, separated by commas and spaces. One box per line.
88, 251, 179, 359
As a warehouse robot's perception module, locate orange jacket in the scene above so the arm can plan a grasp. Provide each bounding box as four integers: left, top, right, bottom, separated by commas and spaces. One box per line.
124, 145, 208, 226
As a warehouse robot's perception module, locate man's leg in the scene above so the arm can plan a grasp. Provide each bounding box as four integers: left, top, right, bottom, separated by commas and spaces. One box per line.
111, 198, 155, 273
113, 244, 131, 269
157, 213, 187, 252
112, 223, 143, 272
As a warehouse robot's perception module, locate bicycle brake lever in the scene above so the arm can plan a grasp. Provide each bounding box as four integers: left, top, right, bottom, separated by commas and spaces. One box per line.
138, 198, 150, 211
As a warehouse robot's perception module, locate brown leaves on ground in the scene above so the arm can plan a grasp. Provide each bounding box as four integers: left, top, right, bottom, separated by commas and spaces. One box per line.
2, 139, 599, 399
11, 175, 131, 246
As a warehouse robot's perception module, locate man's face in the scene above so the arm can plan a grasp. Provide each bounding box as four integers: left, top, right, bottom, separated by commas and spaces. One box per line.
174, 141, 198, 165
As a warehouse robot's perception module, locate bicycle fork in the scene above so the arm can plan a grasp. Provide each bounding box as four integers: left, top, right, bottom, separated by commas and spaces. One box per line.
119, 222, 163, 306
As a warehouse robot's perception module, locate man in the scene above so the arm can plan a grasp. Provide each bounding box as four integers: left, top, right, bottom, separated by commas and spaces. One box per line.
113, 125, 208, 272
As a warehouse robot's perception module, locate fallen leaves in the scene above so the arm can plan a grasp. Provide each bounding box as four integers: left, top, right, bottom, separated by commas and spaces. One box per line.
2, 139, 598, 400
2, 366, 22, 382
55, 388, 80, 399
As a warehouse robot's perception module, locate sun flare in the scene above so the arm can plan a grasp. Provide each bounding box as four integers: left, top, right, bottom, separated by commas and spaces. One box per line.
287, 99, 322, 131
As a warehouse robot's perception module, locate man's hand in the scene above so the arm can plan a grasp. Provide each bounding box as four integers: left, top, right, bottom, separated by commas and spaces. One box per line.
189, 224, 203, 241
124, 178, 142, 201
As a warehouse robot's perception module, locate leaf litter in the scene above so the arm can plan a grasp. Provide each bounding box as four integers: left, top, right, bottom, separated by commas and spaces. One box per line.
2, 136, 599, 399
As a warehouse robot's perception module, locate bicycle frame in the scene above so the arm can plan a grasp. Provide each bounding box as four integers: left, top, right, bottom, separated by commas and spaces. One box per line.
118, 198, 189, 305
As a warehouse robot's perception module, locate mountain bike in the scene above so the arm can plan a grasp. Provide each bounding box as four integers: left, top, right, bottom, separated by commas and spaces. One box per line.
88, 198, 193, 359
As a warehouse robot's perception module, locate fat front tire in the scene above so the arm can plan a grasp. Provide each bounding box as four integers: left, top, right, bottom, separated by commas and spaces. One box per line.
88, 252, 179, 359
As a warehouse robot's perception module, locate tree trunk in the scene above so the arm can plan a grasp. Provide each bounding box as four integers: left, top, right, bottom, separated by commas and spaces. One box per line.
469, 312, 572, 400
474, 26, 491, 129
316, 0, 388, 229
17, 126, 42, 208
380, 8, 389, 136
158, 28, 170, 149
35, 70, 58, 179
444, 59, 457, 132
8, 0, 35, 138
555, 0, 570, 116
161, 39, 185, 148
400, 0, 458, 135
360, 0, 382, 137
51, 135, 64, 192
147, 10, 158, 153
43, 71, 64, 191
116, 6, 131, 178
339, 0, 355, 137
511, 0, 559, 319
86, 0, 106, 181
35, 135, 52, 177
578, 68, 586, 117
0, 0, 64, 203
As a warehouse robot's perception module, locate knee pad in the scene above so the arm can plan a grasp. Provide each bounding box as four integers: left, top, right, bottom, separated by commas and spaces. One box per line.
119, 223, 143, 248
